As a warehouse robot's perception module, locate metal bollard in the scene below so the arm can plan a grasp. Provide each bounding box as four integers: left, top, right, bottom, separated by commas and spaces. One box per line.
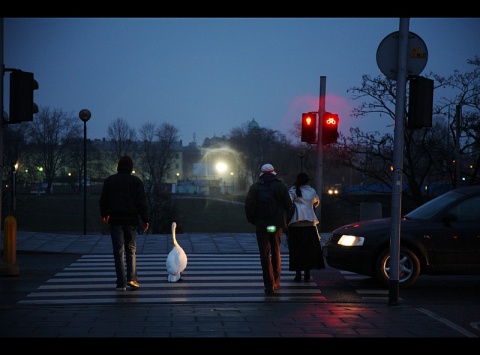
0, 213, 20, 276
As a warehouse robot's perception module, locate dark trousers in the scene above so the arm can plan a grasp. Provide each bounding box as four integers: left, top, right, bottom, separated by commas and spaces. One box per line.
255, 226, 283, 290
110, 224, 138, 288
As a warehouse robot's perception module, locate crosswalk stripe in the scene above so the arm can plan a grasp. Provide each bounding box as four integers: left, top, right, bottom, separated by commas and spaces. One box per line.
339, 270, 404, 301
18, 254, 326, 305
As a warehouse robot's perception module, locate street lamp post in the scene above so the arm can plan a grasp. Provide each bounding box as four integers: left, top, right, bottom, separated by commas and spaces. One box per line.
79, 109, 91, 235
12, 162, 18, 212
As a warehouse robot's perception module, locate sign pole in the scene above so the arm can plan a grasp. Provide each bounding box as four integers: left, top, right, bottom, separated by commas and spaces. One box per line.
388, 18, 410, 306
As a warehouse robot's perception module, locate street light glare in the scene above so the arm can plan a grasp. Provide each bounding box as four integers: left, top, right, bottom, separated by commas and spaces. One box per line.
216, 162, 227, 173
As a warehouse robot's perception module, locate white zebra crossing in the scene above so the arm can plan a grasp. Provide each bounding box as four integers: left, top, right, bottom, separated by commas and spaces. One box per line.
340, 270, 404, 301
19, 254, 326, 305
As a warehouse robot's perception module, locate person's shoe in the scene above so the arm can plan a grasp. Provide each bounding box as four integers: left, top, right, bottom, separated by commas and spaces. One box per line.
304, 270, 311, 282
115, 287, 126, 291
128, 280, 140, 288
264, 288, 275, 294
294, 272, 302, 282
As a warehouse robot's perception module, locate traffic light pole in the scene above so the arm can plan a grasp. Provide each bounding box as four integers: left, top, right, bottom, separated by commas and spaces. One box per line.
315, 76, 326, 223
0, 17, 4, 247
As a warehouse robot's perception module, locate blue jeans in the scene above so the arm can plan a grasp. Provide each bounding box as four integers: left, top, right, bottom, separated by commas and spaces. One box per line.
110, 224, 137, 288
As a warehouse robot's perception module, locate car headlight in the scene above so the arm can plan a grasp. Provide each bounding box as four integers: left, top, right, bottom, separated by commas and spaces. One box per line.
337, 235, 365, 246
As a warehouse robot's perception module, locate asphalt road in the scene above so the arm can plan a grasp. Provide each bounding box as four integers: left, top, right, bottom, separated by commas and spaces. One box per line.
2, 250, 480, 338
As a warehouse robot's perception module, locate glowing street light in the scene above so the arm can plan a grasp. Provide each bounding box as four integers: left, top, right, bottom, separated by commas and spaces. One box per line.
215, 162, 227, 174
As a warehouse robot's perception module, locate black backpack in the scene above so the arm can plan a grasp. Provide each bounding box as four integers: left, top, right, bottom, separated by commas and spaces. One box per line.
255, 180, 278, 220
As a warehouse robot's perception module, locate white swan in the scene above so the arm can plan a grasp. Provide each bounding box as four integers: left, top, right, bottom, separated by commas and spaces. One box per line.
166, 222, 187, 282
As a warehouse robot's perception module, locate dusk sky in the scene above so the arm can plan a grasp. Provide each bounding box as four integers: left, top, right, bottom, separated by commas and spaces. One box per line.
3, 18, 479, 145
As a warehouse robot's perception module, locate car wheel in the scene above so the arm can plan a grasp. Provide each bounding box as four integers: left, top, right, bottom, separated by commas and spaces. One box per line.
375, 247, 421, 288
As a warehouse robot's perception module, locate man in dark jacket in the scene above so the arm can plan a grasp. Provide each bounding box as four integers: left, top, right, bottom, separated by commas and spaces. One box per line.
245, 163, 292, 294
99, 155, 150, 291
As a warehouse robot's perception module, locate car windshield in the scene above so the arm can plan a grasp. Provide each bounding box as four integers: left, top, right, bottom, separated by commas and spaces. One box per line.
405, 190, 461, 220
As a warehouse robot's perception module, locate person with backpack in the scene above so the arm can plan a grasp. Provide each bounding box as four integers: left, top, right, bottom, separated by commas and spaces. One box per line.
245, 163, 292, 294
287, 172, 325, 282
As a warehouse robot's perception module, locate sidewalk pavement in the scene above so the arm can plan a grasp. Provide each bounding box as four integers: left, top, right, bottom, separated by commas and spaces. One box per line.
0, 230, 478, 341
11, 230, 270, 255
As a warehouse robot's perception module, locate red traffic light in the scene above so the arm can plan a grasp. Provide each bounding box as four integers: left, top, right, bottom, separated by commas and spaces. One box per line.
322, 112, 339, 145
305, 115, 313, 126
301, 112, 317, 143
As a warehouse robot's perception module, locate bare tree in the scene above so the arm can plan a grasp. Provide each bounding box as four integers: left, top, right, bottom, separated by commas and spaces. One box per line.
3, 124, 27, 177
25, 107, 82, 194
106, 117, 138, 160
229, 123, 297, 188
2, 124, 29, 210
138, 122, 180, 193
431, 56, 480, 186
153, 123, 180, 184
342, 56, 480, 206
344, 74, 456, 206
138, 122, 180, 233
66, 137, 103, 193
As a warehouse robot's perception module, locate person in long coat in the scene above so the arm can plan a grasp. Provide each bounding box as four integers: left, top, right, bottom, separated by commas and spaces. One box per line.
287, 172, 325, 282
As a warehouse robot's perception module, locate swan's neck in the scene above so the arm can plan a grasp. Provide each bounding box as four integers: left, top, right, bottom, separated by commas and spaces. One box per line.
171, 223, 177, 246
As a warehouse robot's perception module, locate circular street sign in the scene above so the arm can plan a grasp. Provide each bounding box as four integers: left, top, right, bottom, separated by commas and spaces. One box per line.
376, 31, 428, 80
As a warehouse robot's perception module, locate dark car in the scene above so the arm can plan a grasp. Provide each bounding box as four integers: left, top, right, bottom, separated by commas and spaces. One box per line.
324, 185, 480, 288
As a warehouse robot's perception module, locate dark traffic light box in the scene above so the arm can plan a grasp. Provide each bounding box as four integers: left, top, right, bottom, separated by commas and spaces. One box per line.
322, 112, 339, 145
9, 70, 39, 124
407, 75, 433, 129
301, 112, 317, 143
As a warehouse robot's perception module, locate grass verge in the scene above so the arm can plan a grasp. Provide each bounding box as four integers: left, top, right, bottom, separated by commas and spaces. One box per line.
11, 193, 254, 234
